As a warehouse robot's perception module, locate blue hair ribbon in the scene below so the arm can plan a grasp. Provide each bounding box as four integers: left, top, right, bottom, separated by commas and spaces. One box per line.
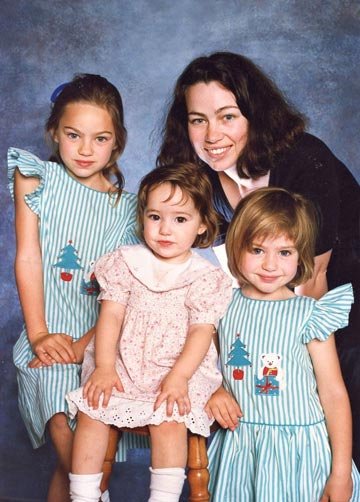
50, 82, 68, 104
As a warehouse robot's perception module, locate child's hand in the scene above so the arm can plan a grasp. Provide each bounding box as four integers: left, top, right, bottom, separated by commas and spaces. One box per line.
83, 367, 123, 409
320, 473, 353, 502
28, 356, 49, 368
154, 372, 190, 417
205, 386, 243, 431
32, 332, 76, 365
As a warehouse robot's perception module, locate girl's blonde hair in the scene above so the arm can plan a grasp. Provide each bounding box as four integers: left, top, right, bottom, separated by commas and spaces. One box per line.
226, 187, 318, 287
137, 163, 218, 248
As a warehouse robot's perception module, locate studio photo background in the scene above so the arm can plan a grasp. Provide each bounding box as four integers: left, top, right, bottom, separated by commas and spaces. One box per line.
1, 1, 359, 500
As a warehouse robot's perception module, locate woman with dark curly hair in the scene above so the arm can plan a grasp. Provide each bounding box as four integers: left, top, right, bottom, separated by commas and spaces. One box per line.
157, 51, 360, 469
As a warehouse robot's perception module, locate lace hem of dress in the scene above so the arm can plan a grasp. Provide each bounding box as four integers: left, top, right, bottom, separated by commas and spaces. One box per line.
67, 392, 213, 437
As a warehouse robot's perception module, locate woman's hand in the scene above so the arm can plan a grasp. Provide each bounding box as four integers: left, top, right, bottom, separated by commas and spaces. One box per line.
154, 371, 190, 417
83, 367, 123, 409
205, 386, 242, 431
31, 332, 76, 365
320, 473, 353, 502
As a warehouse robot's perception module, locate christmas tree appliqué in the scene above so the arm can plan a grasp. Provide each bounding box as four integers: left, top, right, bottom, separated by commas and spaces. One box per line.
226, 334, 251, 380
53, 240, 83, 282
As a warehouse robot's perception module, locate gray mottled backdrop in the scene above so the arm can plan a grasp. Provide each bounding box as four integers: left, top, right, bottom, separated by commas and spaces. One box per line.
1, 1, 359, 500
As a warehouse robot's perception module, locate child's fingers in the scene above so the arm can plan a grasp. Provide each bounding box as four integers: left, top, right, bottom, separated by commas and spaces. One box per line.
37, 350, 54, 365
166, 396, 175, 417
177, 396, 191, 416
184, 396, 191, 414
87, 385, 102, 409
204, 403, 213, 420
34, 333, 76, 364
28, 357, 46, 368
213, 404, 242, 430
102, 387, 113, 408
209, 403, 231, 429
229, 404, 243, 423
115, 378, 124, 393
154, 392, 167, 411
83, 379, 94, 399
48, 341, 76, 364
83, 381, 97, 407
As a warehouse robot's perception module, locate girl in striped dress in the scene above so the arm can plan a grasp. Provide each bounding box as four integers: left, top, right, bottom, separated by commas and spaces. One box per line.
8, 74, 143, 502
207, 187, 360, 501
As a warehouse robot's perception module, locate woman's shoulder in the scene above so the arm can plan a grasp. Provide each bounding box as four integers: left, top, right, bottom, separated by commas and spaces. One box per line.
271, 133, 349, 185
282, 133, 339, 165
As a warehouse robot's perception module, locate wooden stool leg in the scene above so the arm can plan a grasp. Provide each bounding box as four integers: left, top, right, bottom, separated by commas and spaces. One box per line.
187, 433, 210, 502
100, 426, 121, 493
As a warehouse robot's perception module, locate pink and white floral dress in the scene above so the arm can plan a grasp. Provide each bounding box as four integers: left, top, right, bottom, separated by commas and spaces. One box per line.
67, 244, 233, 436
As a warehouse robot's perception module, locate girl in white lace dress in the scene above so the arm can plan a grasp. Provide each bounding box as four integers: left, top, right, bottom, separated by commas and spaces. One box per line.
67, 163, 233, 502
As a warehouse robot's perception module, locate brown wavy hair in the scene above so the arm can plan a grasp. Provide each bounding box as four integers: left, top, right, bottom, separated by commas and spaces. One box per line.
46, 73, 126, 201
226, 187, 318, 287
157, 52, 306, 178
137, 163, 219, 248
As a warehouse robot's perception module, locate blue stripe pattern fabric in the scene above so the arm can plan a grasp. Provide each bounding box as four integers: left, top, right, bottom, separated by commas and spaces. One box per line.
208, 284, 360, 501
8, 148, 149, 455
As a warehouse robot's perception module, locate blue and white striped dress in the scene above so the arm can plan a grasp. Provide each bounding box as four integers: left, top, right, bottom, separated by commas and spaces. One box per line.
7, 148, 149, 456
208, 284, 360, 501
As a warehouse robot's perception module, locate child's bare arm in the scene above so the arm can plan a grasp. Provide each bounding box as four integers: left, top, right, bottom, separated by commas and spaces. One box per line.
83, 300, 125, 409
308, 335, 353, 502
154, 323, 214, 416
71, 326, 96, 363
14, 169, 75, 366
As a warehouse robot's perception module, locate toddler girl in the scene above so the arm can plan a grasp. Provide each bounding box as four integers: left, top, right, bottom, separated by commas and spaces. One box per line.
66, 163, 233, 502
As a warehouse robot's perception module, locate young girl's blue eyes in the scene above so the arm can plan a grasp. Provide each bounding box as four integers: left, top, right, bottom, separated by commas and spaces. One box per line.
250, 247, 293, 256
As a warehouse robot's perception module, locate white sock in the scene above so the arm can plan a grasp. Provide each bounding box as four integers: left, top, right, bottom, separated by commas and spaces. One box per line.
100, 489, 110, 502
69, 472, 102, 502
148, 467, 186, 502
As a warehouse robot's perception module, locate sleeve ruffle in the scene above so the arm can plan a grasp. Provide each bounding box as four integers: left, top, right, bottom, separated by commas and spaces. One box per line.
94, 249, 131, 304
7, 147, 48, 215
186, 268, 233, 328
302, 283, 354, 343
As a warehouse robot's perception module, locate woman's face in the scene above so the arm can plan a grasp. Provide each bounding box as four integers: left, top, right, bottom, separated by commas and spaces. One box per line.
185, 81, 248, 172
